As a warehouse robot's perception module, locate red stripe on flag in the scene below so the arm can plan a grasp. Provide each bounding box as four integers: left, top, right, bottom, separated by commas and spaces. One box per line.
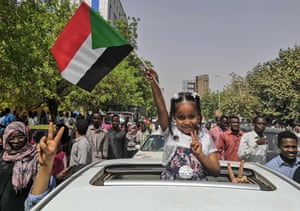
51, 3, 91, 72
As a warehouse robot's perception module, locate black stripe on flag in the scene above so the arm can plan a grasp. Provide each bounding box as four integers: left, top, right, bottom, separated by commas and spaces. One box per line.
77, 45, 133, 91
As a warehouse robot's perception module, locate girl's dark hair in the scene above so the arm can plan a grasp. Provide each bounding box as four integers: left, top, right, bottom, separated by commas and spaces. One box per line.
168, 92, 201, 135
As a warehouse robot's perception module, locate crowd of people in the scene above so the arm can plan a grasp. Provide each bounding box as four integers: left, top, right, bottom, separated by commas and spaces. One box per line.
0, 68, 300, 210
208, 114, 300, 183
0, 108, 164, 210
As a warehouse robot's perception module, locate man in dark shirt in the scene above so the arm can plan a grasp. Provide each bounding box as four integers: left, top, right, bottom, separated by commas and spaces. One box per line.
105, 114, 126, 159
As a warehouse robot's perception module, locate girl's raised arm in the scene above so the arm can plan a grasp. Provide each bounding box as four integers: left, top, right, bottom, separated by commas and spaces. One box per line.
145, 67, 169, 131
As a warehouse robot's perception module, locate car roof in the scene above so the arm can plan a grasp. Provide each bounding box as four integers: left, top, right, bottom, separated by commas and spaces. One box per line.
32, 158, 300, 211
133, 151, 163, 159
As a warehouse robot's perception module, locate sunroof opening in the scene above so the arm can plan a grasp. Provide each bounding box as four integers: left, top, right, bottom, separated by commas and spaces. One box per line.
90, 163, 276, 191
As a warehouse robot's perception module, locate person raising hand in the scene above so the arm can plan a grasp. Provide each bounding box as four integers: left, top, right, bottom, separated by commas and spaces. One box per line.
25, 122, 64, 210
227, 160, 249, 183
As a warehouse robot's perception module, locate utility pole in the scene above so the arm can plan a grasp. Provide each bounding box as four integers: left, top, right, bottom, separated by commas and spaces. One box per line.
215, 75, 221, 110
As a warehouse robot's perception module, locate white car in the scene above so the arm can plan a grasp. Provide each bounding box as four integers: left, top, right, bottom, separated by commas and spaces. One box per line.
32, 158, 300, 211
133, 134, 164, 159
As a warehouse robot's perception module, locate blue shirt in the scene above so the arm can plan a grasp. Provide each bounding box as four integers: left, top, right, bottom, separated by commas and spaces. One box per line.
266, 155, 300, 178
24, 176, 56, 211
4, 113, 14, 127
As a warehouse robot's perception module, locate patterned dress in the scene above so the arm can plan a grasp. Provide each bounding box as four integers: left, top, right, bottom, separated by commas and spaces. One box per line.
161, 126, 217, 180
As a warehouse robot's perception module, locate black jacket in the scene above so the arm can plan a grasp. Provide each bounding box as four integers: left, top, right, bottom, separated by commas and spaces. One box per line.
0, 159, 33, 211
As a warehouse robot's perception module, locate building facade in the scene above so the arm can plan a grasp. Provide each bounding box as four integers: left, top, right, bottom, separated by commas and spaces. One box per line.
195, 74, 209, 97
72, 0, 127, 22
17, 0, 127, 22
182, 74, 210, 97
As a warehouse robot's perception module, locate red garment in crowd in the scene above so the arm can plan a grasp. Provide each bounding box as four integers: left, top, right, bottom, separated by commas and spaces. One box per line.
209, 126, 224, 160
52, 150, 67, 176
217, 129, 243, 161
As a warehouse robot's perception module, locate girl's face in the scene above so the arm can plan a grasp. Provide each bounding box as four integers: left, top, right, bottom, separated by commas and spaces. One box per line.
174, 101, 199, 135
7, 130, 27, 150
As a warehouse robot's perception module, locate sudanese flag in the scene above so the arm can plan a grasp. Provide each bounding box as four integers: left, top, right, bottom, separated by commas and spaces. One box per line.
51, 2, 133, 91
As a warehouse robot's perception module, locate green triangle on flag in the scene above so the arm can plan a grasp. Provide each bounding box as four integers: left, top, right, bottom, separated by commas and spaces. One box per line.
90, 7, 129, 49
51, 2, 133, 91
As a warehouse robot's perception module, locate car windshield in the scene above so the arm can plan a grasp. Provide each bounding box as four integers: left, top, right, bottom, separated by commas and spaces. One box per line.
141, 135, 164, 151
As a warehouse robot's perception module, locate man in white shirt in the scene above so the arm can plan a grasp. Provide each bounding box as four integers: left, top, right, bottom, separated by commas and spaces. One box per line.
86, 111, 108, 162
69, 119, 92, 166
238, 115, 268, 163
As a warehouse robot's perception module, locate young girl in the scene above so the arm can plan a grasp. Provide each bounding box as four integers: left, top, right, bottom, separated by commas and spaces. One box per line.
145, 67, 220, 180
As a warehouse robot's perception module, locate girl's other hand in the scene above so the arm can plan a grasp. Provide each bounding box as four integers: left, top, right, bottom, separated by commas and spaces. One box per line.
227, 160, 249, 183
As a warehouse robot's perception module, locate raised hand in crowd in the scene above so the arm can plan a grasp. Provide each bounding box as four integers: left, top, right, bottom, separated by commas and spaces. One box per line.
31, 122, 64, 195
227, 160, 249, 183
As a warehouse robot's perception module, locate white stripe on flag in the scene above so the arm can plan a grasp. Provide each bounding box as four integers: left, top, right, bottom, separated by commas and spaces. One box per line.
61, 34, 106, 84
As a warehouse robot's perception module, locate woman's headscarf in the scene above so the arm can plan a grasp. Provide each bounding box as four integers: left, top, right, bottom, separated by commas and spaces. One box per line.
2, 121, 38, 192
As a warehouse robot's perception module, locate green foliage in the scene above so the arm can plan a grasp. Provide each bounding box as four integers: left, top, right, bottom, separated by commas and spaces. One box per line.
115, 17, 139, 49
0, 0, 74, 115
6, 0, 300, 123
220, 73, 261, 119
215, 45, 300, 125
246, 46, 300, 125
0, 0, 154, 117
201, 91, 219, 120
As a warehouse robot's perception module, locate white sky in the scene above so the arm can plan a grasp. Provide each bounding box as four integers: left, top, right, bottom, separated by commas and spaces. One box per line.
121, 0, 300, 105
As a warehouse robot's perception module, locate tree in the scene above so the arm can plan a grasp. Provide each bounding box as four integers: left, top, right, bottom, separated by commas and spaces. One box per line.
200, 91, 220, 120
219, 45, 300, 125
246, 46, 300, 125
0, 0, 74, 118
0, 1, 154, 118
221, 72, 261, 120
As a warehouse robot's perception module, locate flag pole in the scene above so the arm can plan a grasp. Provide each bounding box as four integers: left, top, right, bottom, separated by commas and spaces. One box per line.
131, 51, 160, 87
